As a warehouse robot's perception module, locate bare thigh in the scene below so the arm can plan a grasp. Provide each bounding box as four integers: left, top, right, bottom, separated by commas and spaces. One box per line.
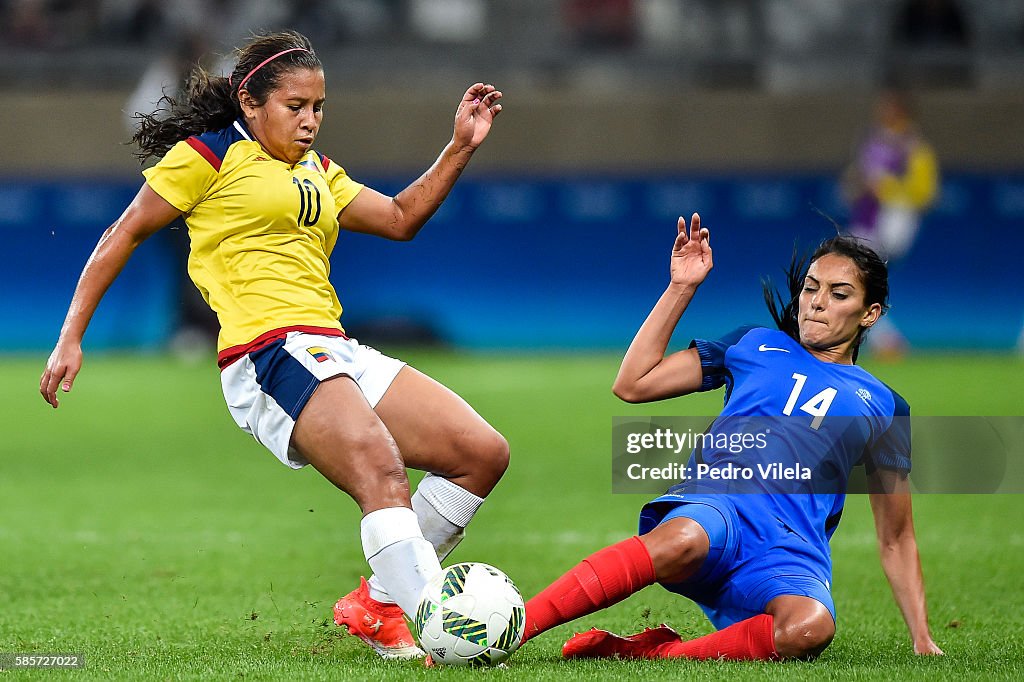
290, 375, 410, 514
374, 366, 509, 498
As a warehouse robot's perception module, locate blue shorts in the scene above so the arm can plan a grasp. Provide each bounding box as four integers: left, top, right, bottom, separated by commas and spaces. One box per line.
639, 494, 836, 630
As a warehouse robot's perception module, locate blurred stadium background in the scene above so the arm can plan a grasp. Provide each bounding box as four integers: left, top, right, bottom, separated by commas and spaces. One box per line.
3, 3, 1024, 679
2, 0, 1023, 354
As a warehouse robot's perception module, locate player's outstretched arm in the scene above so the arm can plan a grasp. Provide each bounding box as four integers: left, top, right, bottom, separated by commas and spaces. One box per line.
867, 469, 944, 655
613, 214, 712, 403
40, 184, 181, 409
339, 83, 503, 241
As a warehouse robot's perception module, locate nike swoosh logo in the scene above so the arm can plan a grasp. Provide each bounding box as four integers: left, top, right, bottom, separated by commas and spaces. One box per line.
758, 344, 791, 353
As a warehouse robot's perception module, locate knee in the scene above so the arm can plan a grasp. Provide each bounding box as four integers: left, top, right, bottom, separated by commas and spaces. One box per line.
483, 430, 510, 481
773, 612, 835, 660
641, 518, 709, 583
455, 427, 510, 493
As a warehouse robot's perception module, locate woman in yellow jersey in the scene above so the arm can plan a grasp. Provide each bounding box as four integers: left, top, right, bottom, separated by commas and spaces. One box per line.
40, 31, 505, 660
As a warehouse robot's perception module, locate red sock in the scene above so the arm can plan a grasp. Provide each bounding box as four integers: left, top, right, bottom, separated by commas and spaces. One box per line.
654, 614, 778, 660
522, 536, 655, 642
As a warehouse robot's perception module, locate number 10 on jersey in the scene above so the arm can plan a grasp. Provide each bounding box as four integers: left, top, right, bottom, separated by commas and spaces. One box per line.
292, 177, 322, 226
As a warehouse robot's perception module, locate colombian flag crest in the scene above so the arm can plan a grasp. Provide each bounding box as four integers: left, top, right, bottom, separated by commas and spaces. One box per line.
307, 347, 334, 363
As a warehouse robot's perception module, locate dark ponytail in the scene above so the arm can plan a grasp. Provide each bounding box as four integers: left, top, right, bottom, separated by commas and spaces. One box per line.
132, 30, 321, 161
762, 235, 890, 362
761, 245, 810, 343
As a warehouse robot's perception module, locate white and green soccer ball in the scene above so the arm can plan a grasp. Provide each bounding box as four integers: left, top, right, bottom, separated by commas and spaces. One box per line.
414, 562, 525, 666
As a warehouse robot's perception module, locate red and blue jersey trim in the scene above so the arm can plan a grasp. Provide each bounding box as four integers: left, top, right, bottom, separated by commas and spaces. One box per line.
185, 136, 223, 171
185, 119, 251, 171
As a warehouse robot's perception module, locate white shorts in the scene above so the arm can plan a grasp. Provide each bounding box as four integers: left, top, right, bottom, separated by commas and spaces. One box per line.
220, 332, 406, 468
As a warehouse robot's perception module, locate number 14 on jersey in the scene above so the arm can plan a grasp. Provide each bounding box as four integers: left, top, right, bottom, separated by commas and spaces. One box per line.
783, 373, 837, 430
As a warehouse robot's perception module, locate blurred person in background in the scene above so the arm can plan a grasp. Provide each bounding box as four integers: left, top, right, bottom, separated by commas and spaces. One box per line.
41, 30, 507, 661
842, 88, 939, 357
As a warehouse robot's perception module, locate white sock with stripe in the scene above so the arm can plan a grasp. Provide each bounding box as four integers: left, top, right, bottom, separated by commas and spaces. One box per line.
367, 474, 485, 604
360, 506, 442, 619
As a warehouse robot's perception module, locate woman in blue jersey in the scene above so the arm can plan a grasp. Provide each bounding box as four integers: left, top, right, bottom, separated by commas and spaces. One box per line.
39, 31, 506, 660
521, 213, 943, 660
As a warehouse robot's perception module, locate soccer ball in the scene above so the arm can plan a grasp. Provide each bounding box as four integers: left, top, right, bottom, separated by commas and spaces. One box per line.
414, 562, 525, 666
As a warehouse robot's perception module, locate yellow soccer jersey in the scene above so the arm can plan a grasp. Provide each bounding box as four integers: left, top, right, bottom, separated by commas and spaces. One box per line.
142, 119, 364, 364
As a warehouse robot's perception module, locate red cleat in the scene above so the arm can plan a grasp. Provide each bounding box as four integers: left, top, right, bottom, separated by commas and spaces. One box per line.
333, 577, 425, 660
562, 625, 683, 659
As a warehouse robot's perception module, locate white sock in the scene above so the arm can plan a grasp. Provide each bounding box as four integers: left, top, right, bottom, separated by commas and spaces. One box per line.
360, 506, 442, 619
367, 475, 485, 604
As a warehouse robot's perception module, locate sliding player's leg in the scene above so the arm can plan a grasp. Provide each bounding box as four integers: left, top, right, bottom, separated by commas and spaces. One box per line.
521, 512, 711, 642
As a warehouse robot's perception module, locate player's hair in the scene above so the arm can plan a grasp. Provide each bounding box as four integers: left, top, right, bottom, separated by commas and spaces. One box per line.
132, 31, 321, 161
762, 235, 890, 363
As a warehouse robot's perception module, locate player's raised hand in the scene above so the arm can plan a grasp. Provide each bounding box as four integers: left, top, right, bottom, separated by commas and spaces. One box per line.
670, 213, 713, 289
452, 83, 503, 151
40, 341, 83, 409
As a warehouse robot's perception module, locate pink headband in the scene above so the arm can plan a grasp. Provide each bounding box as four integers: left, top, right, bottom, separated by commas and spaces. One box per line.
232, 47, 310, 94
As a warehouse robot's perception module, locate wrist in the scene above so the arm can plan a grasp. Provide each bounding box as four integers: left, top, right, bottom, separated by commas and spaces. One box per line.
57, 329, 84, 346
441, 141, 475, 174
667, 281, 699, 297
447, 138, 477, 158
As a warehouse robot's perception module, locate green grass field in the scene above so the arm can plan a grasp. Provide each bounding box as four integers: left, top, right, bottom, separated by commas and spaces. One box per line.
2, 351, 1023, 680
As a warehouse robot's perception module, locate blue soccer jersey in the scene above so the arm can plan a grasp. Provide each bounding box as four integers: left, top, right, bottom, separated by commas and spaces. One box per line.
684, 325, 909, 548
643, 327, 911, 588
